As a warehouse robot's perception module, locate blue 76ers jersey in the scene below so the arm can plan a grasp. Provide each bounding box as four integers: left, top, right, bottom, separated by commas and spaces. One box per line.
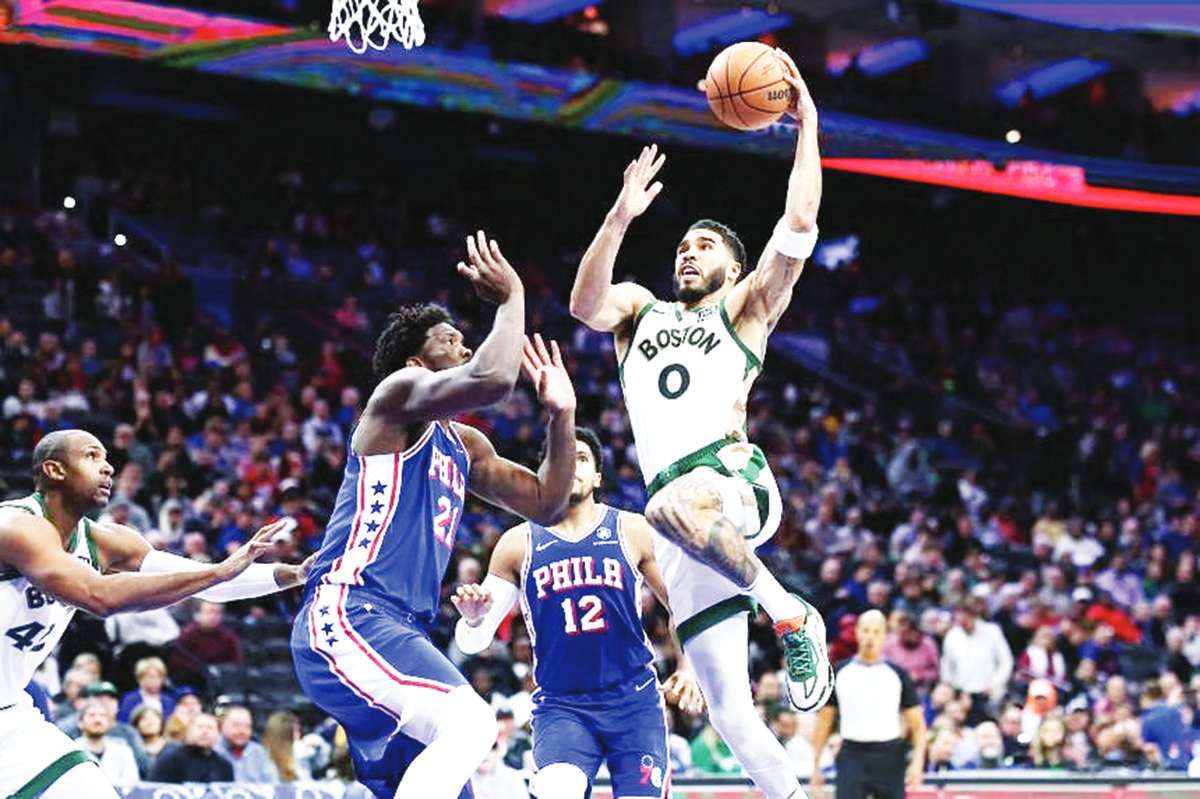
305, 422, 469, 627
519, 506, 654, 696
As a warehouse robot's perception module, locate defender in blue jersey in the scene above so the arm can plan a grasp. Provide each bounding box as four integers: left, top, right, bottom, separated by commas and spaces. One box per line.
290, 231, 578, 799
453, 428, 703, 799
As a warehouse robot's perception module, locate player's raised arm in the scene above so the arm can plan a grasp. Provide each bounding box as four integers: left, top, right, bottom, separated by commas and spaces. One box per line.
728, 51, 821, 331
454, 335, 576, 526
367, 231, 525, 426
570, 145, 660, 332
0, 514, 286, 616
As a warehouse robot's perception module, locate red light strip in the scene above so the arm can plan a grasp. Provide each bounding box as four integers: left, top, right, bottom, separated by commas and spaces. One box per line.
824, 158, 1200, 216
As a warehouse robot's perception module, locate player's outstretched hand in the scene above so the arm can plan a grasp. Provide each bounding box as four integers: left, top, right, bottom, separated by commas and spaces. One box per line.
456, 230, 523, 305
773, 48, 816, 123
452, 583, 493, 624
661, 670, 705, 715
522, 334, 576, 415
216, 519, 290, 581
613, 143, 666, 225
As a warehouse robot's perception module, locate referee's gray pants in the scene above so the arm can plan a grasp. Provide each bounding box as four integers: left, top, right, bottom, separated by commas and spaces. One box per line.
835, 739, 907, 799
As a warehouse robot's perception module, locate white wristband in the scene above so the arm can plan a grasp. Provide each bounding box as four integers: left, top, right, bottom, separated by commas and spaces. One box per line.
771, 218, 819, 260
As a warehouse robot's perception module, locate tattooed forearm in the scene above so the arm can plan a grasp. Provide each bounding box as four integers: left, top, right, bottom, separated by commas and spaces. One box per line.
645, 474, 762, 589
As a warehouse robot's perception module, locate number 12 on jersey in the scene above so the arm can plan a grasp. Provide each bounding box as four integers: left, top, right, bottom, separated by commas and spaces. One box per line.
561, 595, 607, 635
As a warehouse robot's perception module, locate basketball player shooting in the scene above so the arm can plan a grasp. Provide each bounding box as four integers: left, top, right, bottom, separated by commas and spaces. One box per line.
0, 430, 306, 799
569, 50, 828, 799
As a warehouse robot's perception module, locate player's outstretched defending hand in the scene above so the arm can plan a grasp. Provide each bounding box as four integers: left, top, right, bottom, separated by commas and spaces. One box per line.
215, 518, 291, 581
456, 230, 523, 305
522, 334, 576, 415
452, 583, 493, 625
612, 143, 666, 225
661, 670, 705, 715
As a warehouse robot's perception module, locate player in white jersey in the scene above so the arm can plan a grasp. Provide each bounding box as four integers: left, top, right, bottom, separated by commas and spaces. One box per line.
570, 52, 829, 799
0, 429, 308, 799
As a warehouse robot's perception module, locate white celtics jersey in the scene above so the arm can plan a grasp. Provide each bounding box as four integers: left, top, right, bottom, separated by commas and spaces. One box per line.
620, 299, 763, 485
0, 494, 97, 706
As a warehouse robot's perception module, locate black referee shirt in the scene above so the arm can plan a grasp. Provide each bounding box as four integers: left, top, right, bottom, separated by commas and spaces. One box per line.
828, 659, 919, 742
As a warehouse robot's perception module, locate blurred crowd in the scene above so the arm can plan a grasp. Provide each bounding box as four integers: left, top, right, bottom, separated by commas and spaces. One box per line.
2, 129, 1199, 794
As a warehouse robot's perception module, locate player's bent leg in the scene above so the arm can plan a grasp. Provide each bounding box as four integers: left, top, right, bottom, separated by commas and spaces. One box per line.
395, 685, 497, 799
530, 762, 589, 799
646, 471, 832, 711
686, 614, 808, 799
38, 760, 121, 799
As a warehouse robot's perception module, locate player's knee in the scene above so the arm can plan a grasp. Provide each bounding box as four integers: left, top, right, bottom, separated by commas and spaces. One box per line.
440, 686, 497, 754
532, 762, 588, 799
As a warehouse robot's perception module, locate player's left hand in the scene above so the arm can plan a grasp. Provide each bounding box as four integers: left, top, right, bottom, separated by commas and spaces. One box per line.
904, 763, 924, 788
772, 48, 817, 123
522, 334, 576, 415
662, 670, 705, 714
452, 583, 493, 624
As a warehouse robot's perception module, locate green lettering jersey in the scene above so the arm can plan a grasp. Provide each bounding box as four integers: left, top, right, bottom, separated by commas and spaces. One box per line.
0, 494, 97, 705
619, 299, 763, 484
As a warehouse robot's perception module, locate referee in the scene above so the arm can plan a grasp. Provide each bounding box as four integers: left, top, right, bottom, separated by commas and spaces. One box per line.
810, 610, 927, 799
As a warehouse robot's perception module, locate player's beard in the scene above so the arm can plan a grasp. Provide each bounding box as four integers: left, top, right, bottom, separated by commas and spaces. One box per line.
568, 487, 594, 506
674, 267, 725, 303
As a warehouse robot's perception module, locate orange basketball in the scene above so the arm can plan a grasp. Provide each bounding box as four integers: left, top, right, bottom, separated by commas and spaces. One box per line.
705, 41, 794, 131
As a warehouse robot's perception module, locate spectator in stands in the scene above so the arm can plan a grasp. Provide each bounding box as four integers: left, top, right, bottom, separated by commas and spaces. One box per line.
118, 657, 176, 723
972, 721, 1008, 768
1020, 679, 1059, 742
1016, 627, 1069, 691
165, 687, 203, 742
170, 601, 242, 688
940, 600, 1013, 724
1139, 682, 1191, 770
76, 699, 140, 790
1030, 716, 1068, 769
215, 705, 279, 784
131, 704, 168, 766
106, 607, 181, 691
264, 710, 312, 782
690, 723, 740, 775
1086, 591, 1142, 645
883, 610, 940, 687
151, 713, 235, 783
53, 667, 90, 721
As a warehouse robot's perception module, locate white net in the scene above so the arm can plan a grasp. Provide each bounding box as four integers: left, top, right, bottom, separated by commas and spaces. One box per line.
329, 0, 425, 54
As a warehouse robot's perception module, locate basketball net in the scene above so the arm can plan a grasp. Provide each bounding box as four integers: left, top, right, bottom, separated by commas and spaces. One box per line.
329, 0, 425, 54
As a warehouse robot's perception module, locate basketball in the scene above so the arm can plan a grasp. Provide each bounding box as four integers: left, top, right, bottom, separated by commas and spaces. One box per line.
705, 41, 795, 131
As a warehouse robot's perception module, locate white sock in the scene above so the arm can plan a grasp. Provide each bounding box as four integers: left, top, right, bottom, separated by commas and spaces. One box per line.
396, 686, 497, 798
687, 616, 804, 799
747, 567, 805, 623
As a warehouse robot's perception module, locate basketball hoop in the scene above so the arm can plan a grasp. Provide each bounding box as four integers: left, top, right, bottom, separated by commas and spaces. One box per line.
329, 0, 425, 54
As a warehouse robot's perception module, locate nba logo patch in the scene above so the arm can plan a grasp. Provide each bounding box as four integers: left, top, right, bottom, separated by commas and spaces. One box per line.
596, 527, 612, 540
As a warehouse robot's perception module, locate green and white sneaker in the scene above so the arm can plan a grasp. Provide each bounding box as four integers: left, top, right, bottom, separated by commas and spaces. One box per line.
774, 598, 833, 713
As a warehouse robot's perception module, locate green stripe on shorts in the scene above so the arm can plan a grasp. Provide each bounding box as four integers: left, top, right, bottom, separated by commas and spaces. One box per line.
676, 595, 758, 646
9, 750, 93, 799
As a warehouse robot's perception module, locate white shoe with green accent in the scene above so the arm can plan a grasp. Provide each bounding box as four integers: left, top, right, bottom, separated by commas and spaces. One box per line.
774, 598, 833, 713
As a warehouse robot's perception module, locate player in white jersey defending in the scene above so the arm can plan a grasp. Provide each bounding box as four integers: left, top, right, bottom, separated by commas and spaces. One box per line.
570, 52, 828, 799
0, 429, 308, 799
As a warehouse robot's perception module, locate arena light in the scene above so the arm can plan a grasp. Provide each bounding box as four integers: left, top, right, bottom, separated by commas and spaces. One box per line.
823, 159, 1200, 216
113, 233, 127, 247
62, 196, 76, 209
1005, 129, 1021, 144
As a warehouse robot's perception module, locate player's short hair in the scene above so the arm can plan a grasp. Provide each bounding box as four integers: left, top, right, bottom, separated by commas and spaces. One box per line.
32, 429, 77, 490
373, 303, 453, 379
688, 219, 747, 269
539, 426, 605, 474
